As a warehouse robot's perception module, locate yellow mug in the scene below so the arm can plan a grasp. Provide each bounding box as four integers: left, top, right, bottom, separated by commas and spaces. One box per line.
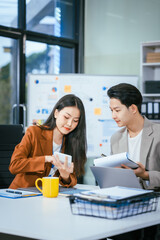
35, 177, 59, 198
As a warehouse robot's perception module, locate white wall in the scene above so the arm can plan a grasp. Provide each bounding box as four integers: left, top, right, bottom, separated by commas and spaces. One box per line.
84, 0, 160, 77
84, 0, 160, 184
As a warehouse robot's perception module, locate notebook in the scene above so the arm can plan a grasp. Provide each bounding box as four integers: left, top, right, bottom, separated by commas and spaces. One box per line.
90, 166, 142, 189
0, 189, 42, 199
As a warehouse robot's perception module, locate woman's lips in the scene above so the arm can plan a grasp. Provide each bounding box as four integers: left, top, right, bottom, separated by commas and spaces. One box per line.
64, 127, 70, 131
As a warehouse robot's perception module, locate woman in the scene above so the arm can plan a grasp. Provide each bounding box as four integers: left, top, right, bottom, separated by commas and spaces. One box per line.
9, 94, 87, 189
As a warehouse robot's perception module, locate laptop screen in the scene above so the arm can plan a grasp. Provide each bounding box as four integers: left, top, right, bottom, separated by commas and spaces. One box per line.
90, 166, 142, 189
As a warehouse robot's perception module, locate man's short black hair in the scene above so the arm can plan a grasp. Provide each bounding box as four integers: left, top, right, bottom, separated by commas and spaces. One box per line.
107, 83, 142, 113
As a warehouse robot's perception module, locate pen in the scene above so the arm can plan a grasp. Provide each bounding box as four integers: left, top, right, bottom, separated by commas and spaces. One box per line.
6, 190, 22, 194
22, 194, 37, 197
101, 153, 107, 157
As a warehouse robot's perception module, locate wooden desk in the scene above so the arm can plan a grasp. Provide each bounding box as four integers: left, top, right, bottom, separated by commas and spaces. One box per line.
0, 184, 160, 240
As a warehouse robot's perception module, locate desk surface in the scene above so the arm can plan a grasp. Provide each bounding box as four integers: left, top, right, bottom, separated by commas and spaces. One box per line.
0, 184, 160, 240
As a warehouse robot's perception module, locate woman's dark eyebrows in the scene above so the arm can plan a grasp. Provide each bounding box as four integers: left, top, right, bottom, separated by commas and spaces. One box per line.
64, 112, 79, 119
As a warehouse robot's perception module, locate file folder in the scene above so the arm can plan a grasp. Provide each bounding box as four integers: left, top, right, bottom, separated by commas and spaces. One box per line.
147, 102, 154, 119
142, 102, 160, 120
141, 102, 147, 117
153, 102, 159, 119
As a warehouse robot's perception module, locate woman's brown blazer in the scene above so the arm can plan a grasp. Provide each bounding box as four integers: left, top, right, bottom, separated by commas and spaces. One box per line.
9, 125, 77, 189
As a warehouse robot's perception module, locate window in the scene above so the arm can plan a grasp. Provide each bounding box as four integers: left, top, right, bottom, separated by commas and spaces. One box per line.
26, 41, 75, 75
0, 0, 18, 28
0, 0, 83, 125
0, 36, 18, 124
26, 0, 76, 39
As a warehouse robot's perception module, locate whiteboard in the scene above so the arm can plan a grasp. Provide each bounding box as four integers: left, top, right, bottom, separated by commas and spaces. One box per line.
27, 74, 138, 157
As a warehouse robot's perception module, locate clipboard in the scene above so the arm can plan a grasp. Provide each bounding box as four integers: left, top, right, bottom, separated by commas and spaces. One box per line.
94, 152, 139, 169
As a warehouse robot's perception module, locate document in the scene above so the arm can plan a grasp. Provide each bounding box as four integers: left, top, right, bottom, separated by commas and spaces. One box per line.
71, 187, 156, 219
0, 189, 42, 199
59, 186, 89, 196
94, 152, 139, 169
78, 186, 153, 201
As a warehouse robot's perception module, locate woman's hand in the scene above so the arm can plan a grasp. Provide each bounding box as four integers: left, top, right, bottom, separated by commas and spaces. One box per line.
45, 155, 55, 164
54, 155, 74, 182
45, 154, 74, 182
121, 162, 149, 180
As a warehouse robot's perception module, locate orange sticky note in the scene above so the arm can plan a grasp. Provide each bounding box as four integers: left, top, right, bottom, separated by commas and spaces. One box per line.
94, 108, 101, 115
64, 85, 71, 93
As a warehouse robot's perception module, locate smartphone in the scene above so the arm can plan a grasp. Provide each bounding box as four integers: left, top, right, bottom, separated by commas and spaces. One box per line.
54, 152, 72, 166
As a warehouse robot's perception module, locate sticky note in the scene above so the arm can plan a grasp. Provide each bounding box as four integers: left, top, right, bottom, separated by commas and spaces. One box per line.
64, 85, 71, 93
94, 108, 101, 115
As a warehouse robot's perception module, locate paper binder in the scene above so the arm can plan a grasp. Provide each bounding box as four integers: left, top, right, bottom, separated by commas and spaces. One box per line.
141, 102, 160, 120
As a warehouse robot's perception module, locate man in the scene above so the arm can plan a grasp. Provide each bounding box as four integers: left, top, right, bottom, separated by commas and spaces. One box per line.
107, 83, 160, 240
107, 83, 160, 190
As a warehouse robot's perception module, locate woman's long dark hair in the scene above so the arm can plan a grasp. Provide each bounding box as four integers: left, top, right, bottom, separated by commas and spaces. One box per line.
40, 94, 87, 177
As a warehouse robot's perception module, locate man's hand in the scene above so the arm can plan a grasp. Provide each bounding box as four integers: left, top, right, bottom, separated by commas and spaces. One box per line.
121, 162, 149, 180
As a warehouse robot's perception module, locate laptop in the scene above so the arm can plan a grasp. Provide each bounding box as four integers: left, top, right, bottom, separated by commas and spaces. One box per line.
90, 166, 142, 189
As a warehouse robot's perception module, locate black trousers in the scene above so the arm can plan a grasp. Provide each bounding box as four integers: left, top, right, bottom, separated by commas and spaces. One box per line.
101, 225, 160, 240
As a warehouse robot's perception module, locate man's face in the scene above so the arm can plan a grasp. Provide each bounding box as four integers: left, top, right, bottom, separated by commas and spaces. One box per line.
109, 98, 134, 128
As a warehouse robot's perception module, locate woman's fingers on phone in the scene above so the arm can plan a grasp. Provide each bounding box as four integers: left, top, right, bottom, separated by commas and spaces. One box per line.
54, 154, 63, 167
69, 162, 74, 173
64, 157, 68, 168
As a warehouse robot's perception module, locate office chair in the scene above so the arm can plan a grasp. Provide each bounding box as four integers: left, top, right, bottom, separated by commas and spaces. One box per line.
0, 124, 24, 188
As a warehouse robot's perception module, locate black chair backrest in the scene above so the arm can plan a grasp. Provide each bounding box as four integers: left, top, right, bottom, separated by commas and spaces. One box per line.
0, 124, 24, 188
